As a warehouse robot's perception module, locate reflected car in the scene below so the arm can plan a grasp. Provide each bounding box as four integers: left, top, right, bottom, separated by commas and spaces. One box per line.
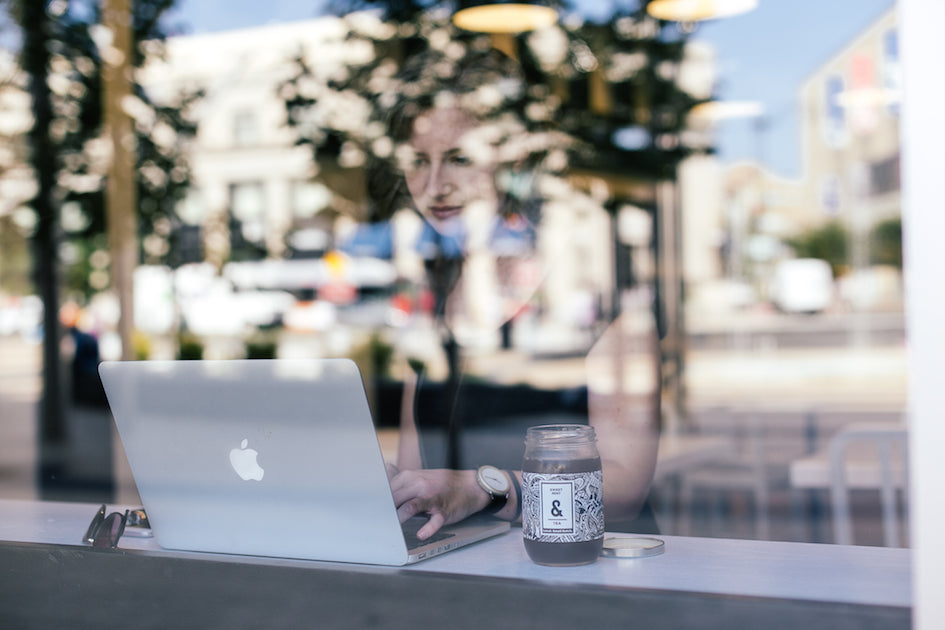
0, 295, 43, 340
770, 258, 834, 314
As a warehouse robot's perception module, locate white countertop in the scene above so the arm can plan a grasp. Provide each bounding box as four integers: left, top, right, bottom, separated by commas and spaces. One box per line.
0, 498, 912, 609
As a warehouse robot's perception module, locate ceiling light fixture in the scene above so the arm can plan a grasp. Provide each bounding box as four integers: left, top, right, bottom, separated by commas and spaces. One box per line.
453, 2, 558, 34
688, 100, 764, 123
646, 0, 758, 22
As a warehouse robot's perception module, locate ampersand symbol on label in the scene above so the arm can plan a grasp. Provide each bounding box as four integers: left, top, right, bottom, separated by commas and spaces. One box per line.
550, 500, 564, 517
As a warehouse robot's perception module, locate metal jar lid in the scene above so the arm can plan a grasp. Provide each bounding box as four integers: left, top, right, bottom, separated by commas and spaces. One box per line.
600, 536, 665, 558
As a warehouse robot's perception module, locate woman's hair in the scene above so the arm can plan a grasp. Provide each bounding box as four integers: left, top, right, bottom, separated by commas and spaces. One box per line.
385, 47, 525, 143
367, 47, 537, 222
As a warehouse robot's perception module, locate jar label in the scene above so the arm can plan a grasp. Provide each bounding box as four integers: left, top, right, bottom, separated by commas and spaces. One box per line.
522, 471, 604, 543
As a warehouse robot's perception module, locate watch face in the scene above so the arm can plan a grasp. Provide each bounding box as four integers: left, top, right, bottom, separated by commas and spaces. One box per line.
480, 466, 510, 493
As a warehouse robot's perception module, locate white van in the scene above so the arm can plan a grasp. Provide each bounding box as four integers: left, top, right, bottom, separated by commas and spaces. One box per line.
770, 258, 834, 314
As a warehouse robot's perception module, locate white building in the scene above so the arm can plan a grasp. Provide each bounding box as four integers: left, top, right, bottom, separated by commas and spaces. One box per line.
799, 7, 901, 230
140, 19, 340, 265
690, 7, 902, 314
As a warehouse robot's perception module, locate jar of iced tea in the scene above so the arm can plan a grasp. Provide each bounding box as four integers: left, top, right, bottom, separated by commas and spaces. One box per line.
522, 424, 603, 566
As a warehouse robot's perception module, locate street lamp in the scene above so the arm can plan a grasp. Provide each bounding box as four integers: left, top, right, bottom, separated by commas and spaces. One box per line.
835, 85, 901, 347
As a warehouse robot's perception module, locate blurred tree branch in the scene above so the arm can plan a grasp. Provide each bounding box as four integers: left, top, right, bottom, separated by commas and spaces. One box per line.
15, 0, 201, 300
290, 1, 704, 187
12, 0, 200, 451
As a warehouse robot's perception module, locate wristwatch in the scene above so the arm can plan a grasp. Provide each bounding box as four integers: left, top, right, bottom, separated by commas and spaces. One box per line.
476, 465, 510, 515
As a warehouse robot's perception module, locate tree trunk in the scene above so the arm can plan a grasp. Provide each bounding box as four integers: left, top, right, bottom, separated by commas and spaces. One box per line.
21, 0, 65, 445
102, 0, 138, 360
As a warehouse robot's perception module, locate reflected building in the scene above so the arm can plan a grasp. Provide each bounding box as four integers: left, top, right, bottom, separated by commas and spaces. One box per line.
697, 7, 902, 316
800, 7, 900, 227
799, 7, 902, 312
138, 20, 333, 266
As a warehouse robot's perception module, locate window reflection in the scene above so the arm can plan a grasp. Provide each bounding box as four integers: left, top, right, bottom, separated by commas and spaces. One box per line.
232, 109, 259, 148
0, 1, 907, 548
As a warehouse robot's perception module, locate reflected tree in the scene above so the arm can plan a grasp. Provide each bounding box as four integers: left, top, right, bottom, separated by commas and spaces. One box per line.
870, 217, 902, 269
280, 1, 709, 432
14, 0, 200, 476
785, 220, 849, 276
16, 0, 201, 300
298, 1, 703, 180
281, 1, 706, 345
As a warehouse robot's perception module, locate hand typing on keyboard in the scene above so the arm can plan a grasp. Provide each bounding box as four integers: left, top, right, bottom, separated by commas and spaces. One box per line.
401, 517, 455, 548
388, 468, 490, 541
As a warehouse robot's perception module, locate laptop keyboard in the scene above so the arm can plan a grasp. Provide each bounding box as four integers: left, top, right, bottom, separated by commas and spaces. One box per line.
401, 518, 456, 550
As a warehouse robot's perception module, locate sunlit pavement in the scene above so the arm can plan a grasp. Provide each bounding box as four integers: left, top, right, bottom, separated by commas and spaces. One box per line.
0, 329, 908, 544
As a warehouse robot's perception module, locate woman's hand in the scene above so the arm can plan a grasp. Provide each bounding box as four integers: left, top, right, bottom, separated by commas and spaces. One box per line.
388, 468, 488, 540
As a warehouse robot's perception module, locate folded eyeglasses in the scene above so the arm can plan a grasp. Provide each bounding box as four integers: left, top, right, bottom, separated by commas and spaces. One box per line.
82, 504, 150, 548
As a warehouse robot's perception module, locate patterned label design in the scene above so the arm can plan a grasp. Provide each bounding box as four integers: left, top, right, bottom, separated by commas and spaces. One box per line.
522, 470, 604, 543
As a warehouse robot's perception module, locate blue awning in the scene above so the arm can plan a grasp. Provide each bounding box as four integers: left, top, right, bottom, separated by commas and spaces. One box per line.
415, 221, 466, 260
340, 221, 394, 260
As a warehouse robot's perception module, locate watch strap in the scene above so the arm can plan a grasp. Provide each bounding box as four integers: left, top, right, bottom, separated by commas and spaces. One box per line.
477, 466, 510, 515
483, 490, 508, 514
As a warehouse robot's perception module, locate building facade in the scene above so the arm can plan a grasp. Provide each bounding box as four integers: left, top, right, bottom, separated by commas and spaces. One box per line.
700, 7, 901, 312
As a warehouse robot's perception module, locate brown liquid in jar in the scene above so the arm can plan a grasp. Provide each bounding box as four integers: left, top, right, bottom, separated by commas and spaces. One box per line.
522, 455, 603, 566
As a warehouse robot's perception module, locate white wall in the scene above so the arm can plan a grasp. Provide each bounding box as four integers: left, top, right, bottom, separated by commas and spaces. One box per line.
900, 1, 945, 628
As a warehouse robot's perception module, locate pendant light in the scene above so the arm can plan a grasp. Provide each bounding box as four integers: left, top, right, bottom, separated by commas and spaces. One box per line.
646, 0, 757, 22
453, 1, 558, 34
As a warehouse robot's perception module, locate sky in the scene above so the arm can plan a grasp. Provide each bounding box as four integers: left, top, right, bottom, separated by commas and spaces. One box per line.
165, 0, 898, 177
695, 0, 896, 177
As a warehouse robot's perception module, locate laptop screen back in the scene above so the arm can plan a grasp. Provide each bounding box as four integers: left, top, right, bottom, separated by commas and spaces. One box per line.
100, 358, 411, 565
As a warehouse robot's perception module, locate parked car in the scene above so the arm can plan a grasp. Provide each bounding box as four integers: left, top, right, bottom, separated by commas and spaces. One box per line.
0, 295, 43, 340
770, 258, 834, 314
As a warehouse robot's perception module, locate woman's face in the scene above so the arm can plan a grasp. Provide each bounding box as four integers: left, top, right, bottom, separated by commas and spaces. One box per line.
401, 106, 499, 230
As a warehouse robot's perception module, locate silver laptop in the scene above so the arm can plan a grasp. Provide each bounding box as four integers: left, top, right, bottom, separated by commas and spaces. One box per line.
99, 358, 508, 565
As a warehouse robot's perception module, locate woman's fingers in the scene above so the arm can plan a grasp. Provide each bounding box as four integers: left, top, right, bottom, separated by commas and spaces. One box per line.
396, 497, 423, 523
388, 469, 481, 538
394, 488, 446, 539
416, 512, 446, 540
389, 469, 431, 508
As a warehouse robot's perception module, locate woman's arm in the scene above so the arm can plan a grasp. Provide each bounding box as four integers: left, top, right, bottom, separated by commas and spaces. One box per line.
389, 299, 661, 537
586, 301, 662, 523
391, 368, 522, 539
395, 368, 422, 471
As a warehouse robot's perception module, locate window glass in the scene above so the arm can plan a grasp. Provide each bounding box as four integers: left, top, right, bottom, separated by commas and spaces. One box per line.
1, 0, 906, 552
233, 109, 259, 147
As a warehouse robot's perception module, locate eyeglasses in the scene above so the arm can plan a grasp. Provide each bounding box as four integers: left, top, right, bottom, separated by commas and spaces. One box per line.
83, 505, 151, 548
83, 505, 128, 548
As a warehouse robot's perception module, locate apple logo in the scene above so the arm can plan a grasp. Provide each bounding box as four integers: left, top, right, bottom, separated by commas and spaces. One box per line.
229, 438, 265, 481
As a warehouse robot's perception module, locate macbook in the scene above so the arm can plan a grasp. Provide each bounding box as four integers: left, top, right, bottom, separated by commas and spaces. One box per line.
99, 358, 509, 565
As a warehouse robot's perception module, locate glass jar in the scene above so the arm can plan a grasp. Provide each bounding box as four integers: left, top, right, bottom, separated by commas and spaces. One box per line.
522, 424, 603, 566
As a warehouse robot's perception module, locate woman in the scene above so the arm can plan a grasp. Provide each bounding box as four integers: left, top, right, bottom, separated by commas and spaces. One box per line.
378, 48, 661, 541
